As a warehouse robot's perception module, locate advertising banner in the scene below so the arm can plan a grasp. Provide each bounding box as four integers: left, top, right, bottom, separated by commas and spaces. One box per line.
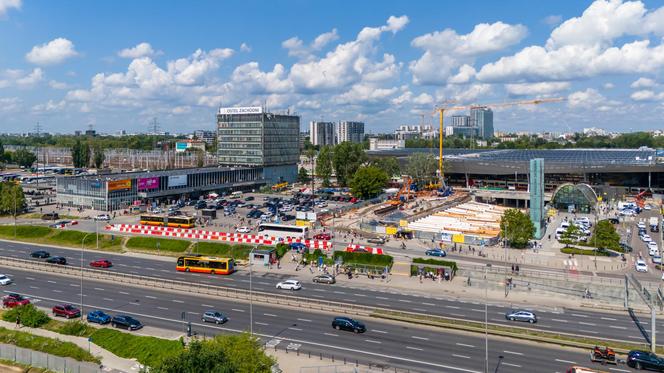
175, 142, 188, 153
108, 179, 131, 192
137, 177, 160, 191
218, 106, 263, 115
168, 175, 187, 188
452, 234, 465, 244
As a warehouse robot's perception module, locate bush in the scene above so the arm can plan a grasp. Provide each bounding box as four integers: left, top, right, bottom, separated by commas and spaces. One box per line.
303, 249, 334, 265
332, 251, 393, 268
560, 247, 610, 256
0, 327, 98, 363
125, 237, 190, 253
54, 320, 96, 337
90, 328, 182, 367
412, 257, 458, 274
274, 243, 290, 259
2, 304, 50, 328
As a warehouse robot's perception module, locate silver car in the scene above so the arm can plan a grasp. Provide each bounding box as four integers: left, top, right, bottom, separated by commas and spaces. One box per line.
505, 310, 537, 323
202, 311, 228, 324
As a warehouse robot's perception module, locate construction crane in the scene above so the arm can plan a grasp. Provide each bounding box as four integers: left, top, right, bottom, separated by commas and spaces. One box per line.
433, 97, 565, 189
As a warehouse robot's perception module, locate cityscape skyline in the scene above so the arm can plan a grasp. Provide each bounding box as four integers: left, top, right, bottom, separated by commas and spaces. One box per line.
2, 1, 664, 134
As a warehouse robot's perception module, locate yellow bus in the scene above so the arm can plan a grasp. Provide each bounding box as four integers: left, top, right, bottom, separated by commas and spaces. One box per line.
139, 215, 195, 229
176, 256, 235, 275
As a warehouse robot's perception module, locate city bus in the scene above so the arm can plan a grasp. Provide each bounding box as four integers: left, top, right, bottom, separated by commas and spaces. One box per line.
258, 223, 308, 239
139, 215, 195, 229
176, 256, 235, 275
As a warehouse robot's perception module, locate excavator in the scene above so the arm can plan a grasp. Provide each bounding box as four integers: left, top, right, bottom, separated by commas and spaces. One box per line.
388, 176, 415, 206
635, 190, 648, 208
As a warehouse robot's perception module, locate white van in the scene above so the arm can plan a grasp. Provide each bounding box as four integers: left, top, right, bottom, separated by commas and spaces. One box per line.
555, 228, 566, 240
560, 221, 570, 229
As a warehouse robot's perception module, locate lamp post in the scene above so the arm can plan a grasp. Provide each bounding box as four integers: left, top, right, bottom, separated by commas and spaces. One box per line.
249, 246, 255, 336
81, 232, 93, 316
13, 185, 17, 239
485, 263, 492, 373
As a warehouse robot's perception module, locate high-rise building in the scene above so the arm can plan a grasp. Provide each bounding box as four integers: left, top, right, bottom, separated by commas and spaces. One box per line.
193, 130, 216, 145
395, 125, 437, 140
450, 115, 470, 127
470, 106, 493, 140
216, 106, 299, 183
309, 121, 336, 146
529, 158, 545, 239
336, 121, 364, 144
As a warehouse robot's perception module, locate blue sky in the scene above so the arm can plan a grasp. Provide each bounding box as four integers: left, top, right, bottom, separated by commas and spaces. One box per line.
1, 0, 663, 135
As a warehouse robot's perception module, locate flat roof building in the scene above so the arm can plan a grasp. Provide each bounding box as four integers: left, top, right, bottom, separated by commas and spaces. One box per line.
309, 121, 335, 146
336, 121, 364, 144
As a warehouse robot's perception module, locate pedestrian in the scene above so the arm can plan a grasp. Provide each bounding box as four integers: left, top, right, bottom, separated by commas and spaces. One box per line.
277, 259, 281, 269
511, 264, 515, 274
15, 314, 20, 328
515, 265, 520, 274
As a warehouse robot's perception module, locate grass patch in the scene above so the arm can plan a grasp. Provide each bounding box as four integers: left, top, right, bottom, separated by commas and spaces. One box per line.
90, 328, 182, 367
48, 230, 122, 251
560, 247, 610, 256
19, 213, 80, 220
194, 242, 253, 259
0, 326, 99, 363
45, 320, 96, 337
333, 251, 393, 267
0, 225, 51, 239
125, 237, 190, 253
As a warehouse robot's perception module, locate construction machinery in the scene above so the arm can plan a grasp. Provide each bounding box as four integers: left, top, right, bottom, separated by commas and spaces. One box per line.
271, 182, 288, 192
635, 190, 648, 208
388, 176, 414, 206
432, 97, 565, 190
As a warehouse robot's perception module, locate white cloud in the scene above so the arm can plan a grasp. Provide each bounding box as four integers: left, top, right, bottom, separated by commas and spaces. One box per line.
15, 68, 43, 87
631, 77, 656, 88
567, 88, 620, 110
335, 83, 398, 105
231, 62, 292, 94
542, 15, 563, 26
172, 106, 191, 114
312, 29, 339, 50
448, 64, 476, 84
630, 89, 664, 101
603, 82, 615, 89
118, 42, 155, 58
412, 92, 434, 105
0, 0, 20, 17
48, 80, 69, 89
167, 48, 234, 85
0, 97, 22, 112
505, 81, 570, 96
240, 43, 251, 53
283, 28, 339, 60
26, 38, 79, 65
32, 99, 66, 112
0, 68, 43, 89
440, 83, 493, 103
410, 21, 527, 85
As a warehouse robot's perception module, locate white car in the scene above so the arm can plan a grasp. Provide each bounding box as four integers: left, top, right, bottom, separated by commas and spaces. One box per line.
641, 234, 652, 243
653, 256, 662, 265
94, 214, 110, 221
236, 226, 251, 234
638, 222, 646, 229
645, 205, 653, 210
648, 241, 658, 250
0, 275, 12, 286
635, 259, 649, 273
276, 279, 302, 291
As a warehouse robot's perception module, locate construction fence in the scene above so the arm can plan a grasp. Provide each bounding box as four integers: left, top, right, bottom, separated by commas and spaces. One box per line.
0, 343, 100, 373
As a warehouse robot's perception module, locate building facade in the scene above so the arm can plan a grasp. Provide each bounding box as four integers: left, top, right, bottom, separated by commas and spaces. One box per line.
529, 158, 545, 239
450, 115, 470, 127
193, 130, 216, 144
309, 121, 336, 146
451, 126, 478, 138
216, 106, 299, 183
470, 106, 494, 140
368, 138, 405, 151
336, 121, 364, 144
394, 125, 437, 140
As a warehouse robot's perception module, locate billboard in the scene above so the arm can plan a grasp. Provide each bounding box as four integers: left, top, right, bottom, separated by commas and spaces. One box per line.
218, 106, 263, 115
108, 179, 131, 192
168, 175, 187, 188
137, 177, 159, 191
175, 142, 189, 152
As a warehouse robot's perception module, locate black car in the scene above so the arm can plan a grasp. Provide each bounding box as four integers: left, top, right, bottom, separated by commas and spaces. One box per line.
620, 242, 633, 252
30, 250, 50, 258
111, 315, 143, 331
332, 317, 366, 333
608, 217, 619, 224
46, 256, 67, 265
244, 196, 255, 201
627, 350, 664, 370
41, 213, 59, 220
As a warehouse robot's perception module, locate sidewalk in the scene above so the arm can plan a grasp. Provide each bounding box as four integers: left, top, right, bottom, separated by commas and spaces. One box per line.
0, 319, 140, 373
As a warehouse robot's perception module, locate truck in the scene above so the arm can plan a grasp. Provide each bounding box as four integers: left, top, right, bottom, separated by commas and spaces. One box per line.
650, 217, 659, 232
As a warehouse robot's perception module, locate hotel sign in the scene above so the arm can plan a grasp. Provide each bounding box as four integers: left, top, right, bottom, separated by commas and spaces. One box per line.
218, 106, 263, 115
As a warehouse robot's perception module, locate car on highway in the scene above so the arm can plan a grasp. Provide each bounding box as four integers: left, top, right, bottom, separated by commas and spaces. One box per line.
505, 310, 538, 323
313, 274, 336, 284
94, 214, 111, 221
627, 350, 664, 370
425, 248, 447, 257
0, 275, 12, 286
638, 222, 647, 230
46, 256, 67, 265
367, 237, 386, 245
87, 310, 111, 324
90, 259, 112, 268
111, 315, 143, 331
313, 233, 332, 240
236, 226, 251, 234
30, 250, 50, 258
635, 259, 649, 273
331, 316, 366, 333
201, 310, 228, 324
49, 220, 71, 228
619, 242, 633, 253
52, 304, 81, 319
276, 279, 302, 291
244, 196, 255, 201
3, 293, 29, 308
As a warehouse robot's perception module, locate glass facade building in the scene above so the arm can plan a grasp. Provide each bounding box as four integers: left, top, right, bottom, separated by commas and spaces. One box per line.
551, 183, 597, 213
470, 106, 494, 140
529, 158, 545, 239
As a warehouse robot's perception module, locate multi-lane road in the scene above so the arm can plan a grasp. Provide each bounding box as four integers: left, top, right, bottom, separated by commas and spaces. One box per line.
0, 267, 617, 373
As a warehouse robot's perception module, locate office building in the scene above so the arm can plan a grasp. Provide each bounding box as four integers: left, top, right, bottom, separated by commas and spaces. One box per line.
217, 106, 299, 183
470, 106, 494, 140
450, 115, 470, 127
368, 138, 405, 151
193, 130, 216, 145
450, 126, 478, 138
336, 121, 364, 144
394, 125, 437, 140
309, 121, 336, 146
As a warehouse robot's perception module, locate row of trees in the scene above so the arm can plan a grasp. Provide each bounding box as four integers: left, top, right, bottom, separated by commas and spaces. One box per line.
560, 219, 620, 250
0, 133, 186, 151
71, 139, 105, 169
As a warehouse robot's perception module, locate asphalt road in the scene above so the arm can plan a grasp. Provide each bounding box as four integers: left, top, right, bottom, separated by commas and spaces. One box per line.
0, 240, 658, 347
0, 267, 627, 373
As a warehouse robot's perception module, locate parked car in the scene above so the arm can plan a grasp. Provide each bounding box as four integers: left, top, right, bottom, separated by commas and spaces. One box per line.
111, 315, 143, 330
331, 316, 366, 333
41, 212, 59, 220
87, 310, 111, 324
30, 250, 50, 258
619, 242, 633, 253
627, 350, 664, 370
90, 259, 112, 268
289, 242, 308, 252
608, 218, 619, 224
236, 226, 251, 234
505, 310, 538, 323
425, 249, 447, 257
276, 279, 302, 291
0, 274, 12, 286
52, 304, 81, 319
201, 310, 228, 324
3, 293, 29, 308
367, 237, 386, 245
635, 259, 649, 273
94, 214, 111, 221
46, 256, 67, 265
313, 233, 332, 240
244, 196, 255, 201
313, 274, 336, 284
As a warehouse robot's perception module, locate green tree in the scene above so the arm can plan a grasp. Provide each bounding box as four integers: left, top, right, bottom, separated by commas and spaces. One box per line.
406, 153, 438, 183
297, 167, 310, 183
592, 220, 621, 250
332, 142, 367, 187
13, 148, 37, 168
316, 145, 333, 187
71, 139, 91, 168
500, 209, 535, 249
92, 145, 105, 169
371, 157, 401, 178
560, 224, 581, 246
0, 182, 25, 216
350, 166, 388, 199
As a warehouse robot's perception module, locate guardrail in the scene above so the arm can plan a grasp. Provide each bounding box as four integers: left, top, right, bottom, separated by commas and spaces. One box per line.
0, 256, 644, 351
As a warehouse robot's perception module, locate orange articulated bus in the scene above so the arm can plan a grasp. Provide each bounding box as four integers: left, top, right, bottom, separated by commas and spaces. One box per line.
140, 215, 195, 229
176, 256, 235, 275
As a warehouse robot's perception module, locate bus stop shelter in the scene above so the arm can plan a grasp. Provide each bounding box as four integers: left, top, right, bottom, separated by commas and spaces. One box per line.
249, 249, 276, 266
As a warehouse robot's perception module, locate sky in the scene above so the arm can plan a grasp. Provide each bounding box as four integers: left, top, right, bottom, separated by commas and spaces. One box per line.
1, 0, 664, 135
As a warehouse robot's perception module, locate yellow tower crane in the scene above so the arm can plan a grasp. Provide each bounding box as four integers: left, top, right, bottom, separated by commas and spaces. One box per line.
433, 97, 565, 188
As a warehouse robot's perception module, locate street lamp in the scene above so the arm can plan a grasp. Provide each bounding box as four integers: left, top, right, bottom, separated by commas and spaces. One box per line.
81, 232, 94, 316
249, 246, 255, 336
485, 263, 492, 373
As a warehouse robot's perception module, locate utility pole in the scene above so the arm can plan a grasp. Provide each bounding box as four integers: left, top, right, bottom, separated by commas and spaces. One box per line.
35, 122, 41, 191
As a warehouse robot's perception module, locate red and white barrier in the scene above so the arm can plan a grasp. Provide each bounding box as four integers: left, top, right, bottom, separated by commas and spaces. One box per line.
345, 244, 384, 255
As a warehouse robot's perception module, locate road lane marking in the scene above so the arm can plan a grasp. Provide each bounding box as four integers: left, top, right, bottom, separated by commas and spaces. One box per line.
503, 350, 523, 356
145, 295, 157, 299
353, 294, 367, 297
571, 313, 588, 318
601, 317, 617, 321
578, 322, 596, 326
297, 318, 312, 322
172, 300, 184, 303
371, 329, 388, 334
47, 280, 57, 284
93, 287, 104, 291
29, 286, 39, 289
579, 329, 598, 334
412, 308, 427, 312
445, 305, 460, 309
187, 312, 199, 315
556, 359, 576, 364
609, 326, 627, 330
119, 291, 129, 295
231, 309, 245, 313
103, 298, 113, 301
69, 284, 79, 287
364, 339, 381, 344
376, 296, 389, 300
398, 299, 412, 303
453, 354, 470, 359
255, 322, 268, 326
411, 336, 429, 341
456, 343, 475, 348
323, 333, 338, 337
264, 313, 277, 317
551, 319, 568, 323
52, 290, 62, 293
157, 307, 168, 310
406, 346, 423, 351
333, 291, 346, 294
201, 304, 213, 308
502, 363, 522, 368
288, 327, 303, 331
377, 303, 390, 307
470, 309, 483, 312
422, 302, 435, 306
26, 277, 35, 281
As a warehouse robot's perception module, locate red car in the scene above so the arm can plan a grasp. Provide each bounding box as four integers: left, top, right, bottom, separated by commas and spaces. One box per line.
313, 233, 332, 240
3, 293, 30, 308
52, 304, 81, 319
89, 259, 112, 268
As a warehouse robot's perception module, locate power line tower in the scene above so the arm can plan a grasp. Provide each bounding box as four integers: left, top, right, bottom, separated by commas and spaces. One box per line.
149, 117, 160, 135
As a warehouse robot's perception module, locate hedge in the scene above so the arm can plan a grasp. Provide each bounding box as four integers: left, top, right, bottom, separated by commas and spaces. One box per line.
2, 304, 50, 328
560, 247, 610, 256
125, 237, 190, 253
412, 257, 458, 274
332, 251, 393, 267
90, 328, 182, 367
